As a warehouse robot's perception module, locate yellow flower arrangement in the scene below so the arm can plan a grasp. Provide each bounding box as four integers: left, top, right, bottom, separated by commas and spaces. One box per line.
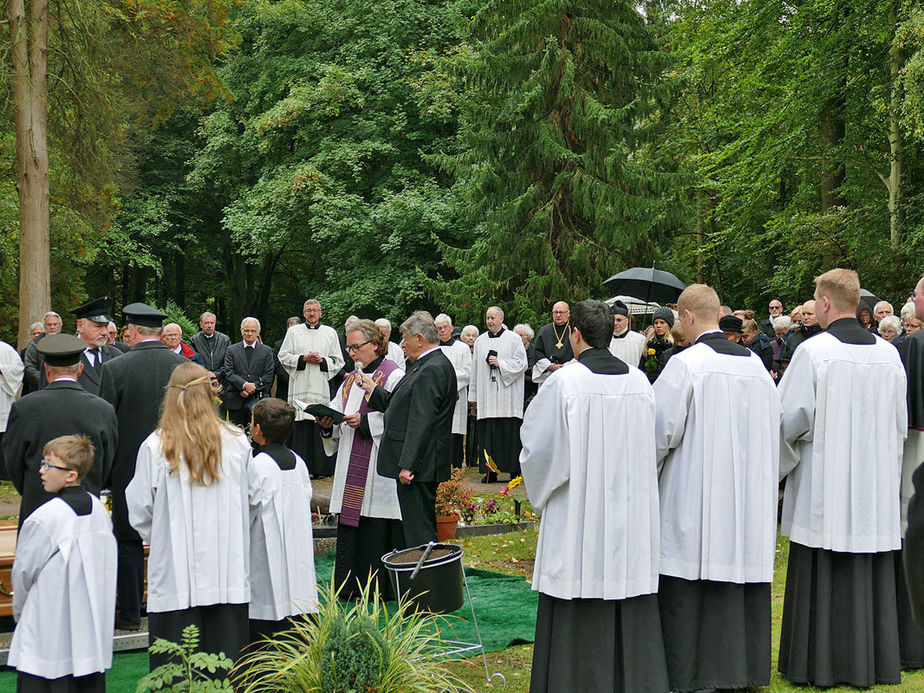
648, 348, 656, 356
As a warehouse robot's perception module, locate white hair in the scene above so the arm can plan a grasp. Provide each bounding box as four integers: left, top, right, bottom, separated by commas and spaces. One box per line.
240, 316, 261, 332
878, 315, 901, 335
874, 300, 893, 314
434, 313, 453, 326
513, 323, 534, 340
901, 302, 915, 321
199, 311, 216, 322
374, 318, 391, 328
772, 315, 792, 332
461, 325, 479, 339
345, 315, 359, 328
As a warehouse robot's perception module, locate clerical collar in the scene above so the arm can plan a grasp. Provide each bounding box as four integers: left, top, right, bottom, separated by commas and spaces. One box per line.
577, 347, 629, 375
694, 329, 725, 343
254, 443, 297, 471
362, 356, 385, 373
488, 328, 505, 338
306, 323, 321, 330
204, 333, 214, 339
58, 486, 91, 516
826, 318, 875, 345
613, 327, 630, 339
439, 339, 455, 347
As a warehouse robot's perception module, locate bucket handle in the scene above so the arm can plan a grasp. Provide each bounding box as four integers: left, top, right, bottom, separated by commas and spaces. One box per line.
409, 541, 436, 581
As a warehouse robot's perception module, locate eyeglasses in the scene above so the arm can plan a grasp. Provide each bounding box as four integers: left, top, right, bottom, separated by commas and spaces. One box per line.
40, 459, 71, 472
346, 340, 372, 353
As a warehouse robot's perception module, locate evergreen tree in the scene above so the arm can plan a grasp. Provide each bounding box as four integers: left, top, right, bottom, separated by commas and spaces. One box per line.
433, 0, 679, 321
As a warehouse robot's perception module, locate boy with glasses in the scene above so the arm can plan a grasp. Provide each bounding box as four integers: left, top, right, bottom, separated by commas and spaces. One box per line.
9, 434, 117, 692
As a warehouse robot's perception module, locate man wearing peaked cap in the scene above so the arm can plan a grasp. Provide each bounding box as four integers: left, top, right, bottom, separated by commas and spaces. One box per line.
99, 302, 185, 631
2, 333, 117, 526
71, 296, 124, 396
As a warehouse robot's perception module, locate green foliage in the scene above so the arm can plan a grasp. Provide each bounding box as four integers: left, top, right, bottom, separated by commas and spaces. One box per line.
136, 624, 234, 692
159, 301, 199, 340
234, 575, 474, 693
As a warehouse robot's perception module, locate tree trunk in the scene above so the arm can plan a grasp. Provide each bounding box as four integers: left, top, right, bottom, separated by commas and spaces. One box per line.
820, 95, 847, 210
11, 0, 50, 349
887, 18, 902, 250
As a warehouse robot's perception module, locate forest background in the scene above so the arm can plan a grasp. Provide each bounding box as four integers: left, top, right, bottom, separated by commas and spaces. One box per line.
2, 0, 924, 347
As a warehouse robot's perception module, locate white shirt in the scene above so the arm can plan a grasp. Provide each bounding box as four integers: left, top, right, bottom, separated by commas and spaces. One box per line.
469, 329, 527, 419
323, 364, 405, 519
521, 356, 660, 600
385, 341, 404, 365
779, 330, 907, 552
248, 448, 318, 620
654, 336, 781, 583
9, 493, 116, 678
0, 340, 23, 431
278, 323, 344, 421
608, 328, 647, 366
127, 426, 254, 612
440, 340, 472, 434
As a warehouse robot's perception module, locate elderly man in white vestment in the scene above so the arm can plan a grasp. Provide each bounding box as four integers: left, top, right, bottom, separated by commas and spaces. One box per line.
278, 299, 344, 477
320, 320, 405, 600
521, 300, 667, 693
469, 306, 527, 483
436, 313, 471, 468
654, 283, 780, 692
608, 300, 646, 366
778, 268, 907, 688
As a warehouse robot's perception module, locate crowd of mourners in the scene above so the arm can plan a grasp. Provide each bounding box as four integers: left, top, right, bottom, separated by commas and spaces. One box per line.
1, 271, 924, 692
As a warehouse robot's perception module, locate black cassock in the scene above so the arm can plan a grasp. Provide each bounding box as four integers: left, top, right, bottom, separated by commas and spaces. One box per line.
3, 380, 117, 527
99, 340, 185, 625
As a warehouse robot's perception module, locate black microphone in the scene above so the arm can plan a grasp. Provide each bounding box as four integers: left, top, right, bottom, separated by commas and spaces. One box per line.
487, 349, 498, 382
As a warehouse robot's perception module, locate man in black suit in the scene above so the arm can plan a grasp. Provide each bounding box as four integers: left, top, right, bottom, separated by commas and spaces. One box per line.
99, 302, 186, 630
3, 334, 117, 526
71, 296, 124, 395
360, 311, 457, 546
222, 317, 275, 428
190, 311, 231, 391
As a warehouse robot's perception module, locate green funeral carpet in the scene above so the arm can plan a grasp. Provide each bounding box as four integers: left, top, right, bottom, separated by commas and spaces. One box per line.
0, 554, 537, 691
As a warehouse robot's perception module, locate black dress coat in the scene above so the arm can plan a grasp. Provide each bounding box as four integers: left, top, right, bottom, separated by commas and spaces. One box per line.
369, 348, 457, 483
189, 330, 231, 382
76, 343, 124, 396
98, 340, 186, 540
2, 380, 117, 525
367, 347, 457, 546
221, 341, 275, 411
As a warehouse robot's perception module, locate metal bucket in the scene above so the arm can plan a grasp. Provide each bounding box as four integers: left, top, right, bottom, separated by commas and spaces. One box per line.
381, 543, 464, 614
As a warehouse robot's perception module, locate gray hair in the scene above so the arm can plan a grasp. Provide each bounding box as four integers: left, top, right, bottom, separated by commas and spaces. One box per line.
486, 305, 505, 319
400, 311, 439, 345
874, 300, 893, 314
303, 298, 321, 310
345, 315, 359, 328
240, 316, 261, 333
878, 315, 901, 335
374, 317, 391, 329
772, 315, 792, 332
513, 323, 534, 340
461, 325, 479, 339
29, 321, 43, 332
135, 324, 163, 337
434, 313, 453, 326
901, 302, 916, 321
42, 311, 61, 322
199, 311, 216, 322
286, 316, 301, 327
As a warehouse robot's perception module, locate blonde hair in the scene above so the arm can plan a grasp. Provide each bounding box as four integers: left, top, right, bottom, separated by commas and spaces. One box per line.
814, 268, 860, 312
159, 362, 231, 485
677, 284, 720, 322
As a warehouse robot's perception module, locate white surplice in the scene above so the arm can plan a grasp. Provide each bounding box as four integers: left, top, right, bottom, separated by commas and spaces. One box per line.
608, 329, 647, 367
248, 449, 318, 620
654, 337, 780, 583
0, 340, 23, 431
9, 495, 116, 678
127, 426, 254, 612
469, 329, 527, 419
521, 359, 659, 600
278, 324, 344, 421
384, 341, 404, 366
779, 332, 906, 552
323, 364, 404, 519
440, 340, 471, 434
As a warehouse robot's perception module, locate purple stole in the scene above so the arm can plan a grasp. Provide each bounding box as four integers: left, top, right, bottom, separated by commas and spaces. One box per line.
338, 358, 400, 528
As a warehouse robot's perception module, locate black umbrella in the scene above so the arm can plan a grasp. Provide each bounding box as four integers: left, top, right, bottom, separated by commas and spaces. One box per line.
858, 288, 879, 314
603, 267, 687, 304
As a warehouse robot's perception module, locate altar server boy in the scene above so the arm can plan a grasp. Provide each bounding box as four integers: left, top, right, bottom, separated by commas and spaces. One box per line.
9, 435, 117, 693
248, 398, 317, 640
520, 300, 668, 693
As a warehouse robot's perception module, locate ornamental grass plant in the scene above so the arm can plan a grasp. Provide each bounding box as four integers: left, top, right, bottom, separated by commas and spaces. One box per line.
232, 576, 474, 693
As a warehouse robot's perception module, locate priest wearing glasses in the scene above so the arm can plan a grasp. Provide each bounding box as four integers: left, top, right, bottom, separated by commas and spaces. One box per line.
531, 301, 573, 385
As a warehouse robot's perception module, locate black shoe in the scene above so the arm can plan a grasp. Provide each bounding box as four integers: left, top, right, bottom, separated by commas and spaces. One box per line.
115, 615, 141, 631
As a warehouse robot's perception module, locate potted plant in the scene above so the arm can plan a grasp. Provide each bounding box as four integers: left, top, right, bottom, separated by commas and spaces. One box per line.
434, 468, 474, 541
234, 577, 474, 693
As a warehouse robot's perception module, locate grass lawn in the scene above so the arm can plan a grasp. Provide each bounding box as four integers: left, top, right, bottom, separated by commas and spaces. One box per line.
442, 529, 924, 692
